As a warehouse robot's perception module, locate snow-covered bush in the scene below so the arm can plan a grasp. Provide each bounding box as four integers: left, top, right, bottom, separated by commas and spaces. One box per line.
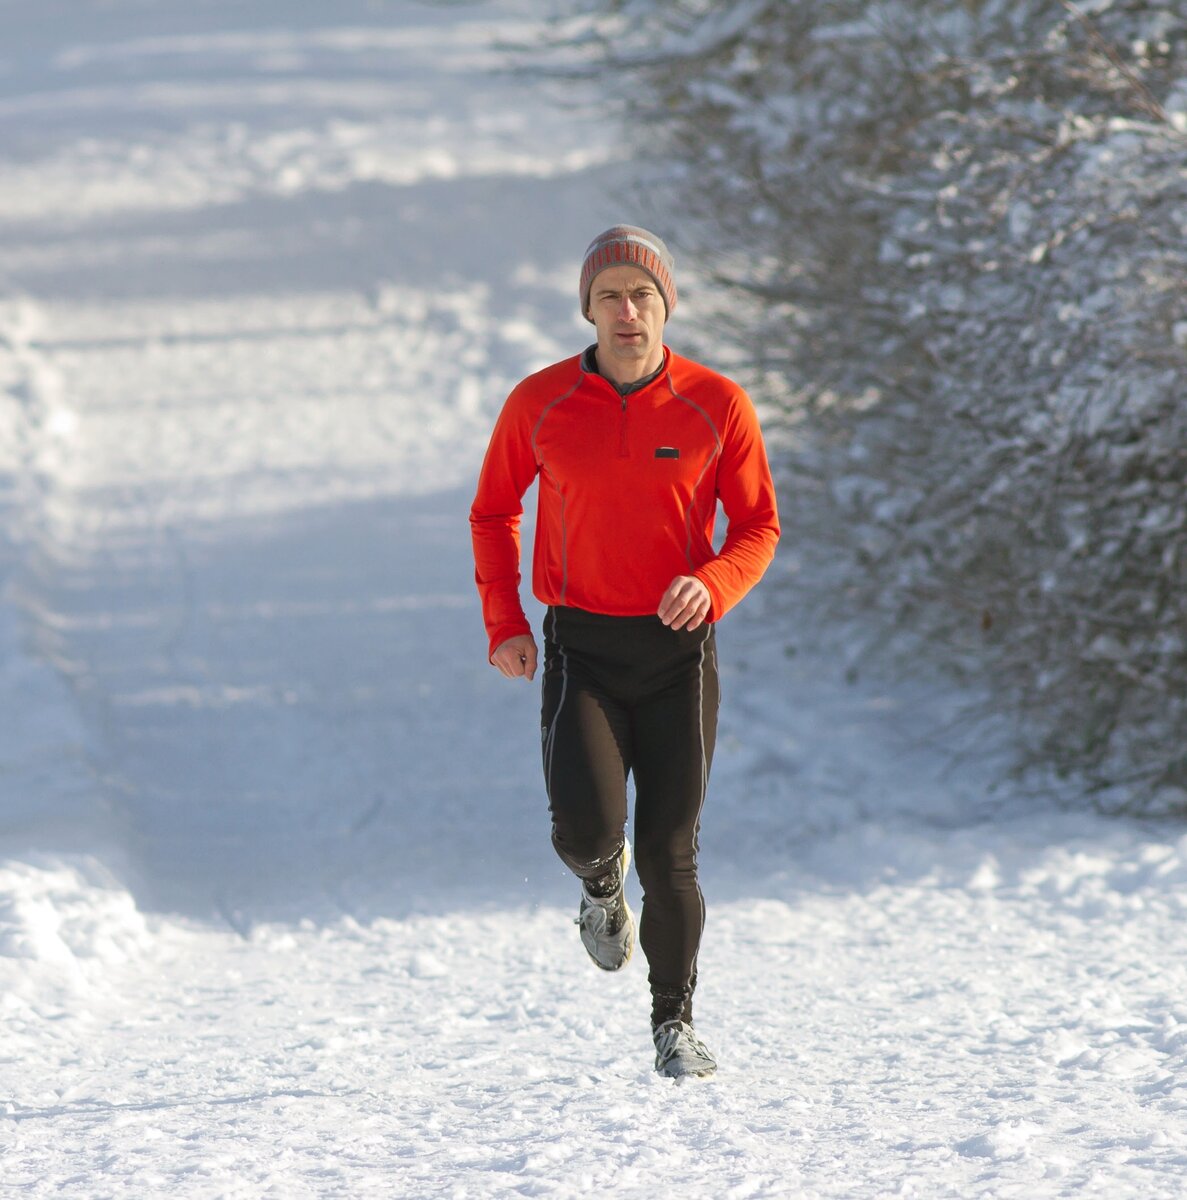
554, 0, 1187, 811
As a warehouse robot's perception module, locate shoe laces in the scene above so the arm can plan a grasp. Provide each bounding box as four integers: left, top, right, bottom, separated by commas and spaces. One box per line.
577, 880, 624, 935
576, 897, 608, 936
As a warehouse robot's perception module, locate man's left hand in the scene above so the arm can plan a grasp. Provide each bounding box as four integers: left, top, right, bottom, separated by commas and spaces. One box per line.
657, 576, 712, 631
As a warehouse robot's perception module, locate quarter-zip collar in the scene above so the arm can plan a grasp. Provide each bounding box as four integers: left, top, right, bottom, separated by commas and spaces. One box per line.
580, 344, 669, 397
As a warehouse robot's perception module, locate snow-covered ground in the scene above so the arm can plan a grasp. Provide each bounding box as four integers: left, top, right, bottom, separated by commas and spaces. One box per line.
3, 3, 1187, 1197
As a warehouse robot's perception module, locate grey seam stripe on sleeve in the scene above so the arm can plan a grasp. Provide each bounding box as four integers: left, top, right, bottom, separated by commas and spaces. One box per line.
666, 378, 721, 572
532, 377, 583, 607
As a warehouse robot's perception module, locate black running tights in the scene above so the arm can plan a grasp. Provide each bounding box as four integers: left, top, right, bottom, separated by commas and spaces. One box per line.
540, 605, 719, 1024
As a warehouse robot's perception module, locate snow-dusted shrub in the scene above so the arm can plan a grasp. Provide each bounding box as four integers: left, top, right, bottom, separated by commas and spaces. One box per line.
555, 0, 1187, 811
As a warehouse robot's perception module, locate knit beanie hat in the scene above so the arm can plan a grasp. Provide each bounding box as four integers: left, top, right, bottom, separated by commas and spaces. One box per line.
579, 225, 677, 322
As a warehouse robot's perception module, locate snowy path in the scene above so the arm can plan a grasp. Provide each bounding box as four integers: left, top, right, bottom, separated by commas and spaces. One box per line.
3, 3, 1187, 1197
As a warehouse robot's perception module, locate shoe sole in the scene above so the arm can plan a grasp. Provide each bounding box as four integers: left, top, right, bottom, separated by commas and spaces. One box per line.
616, 840, 634, 969
657, 1061, 717, 1080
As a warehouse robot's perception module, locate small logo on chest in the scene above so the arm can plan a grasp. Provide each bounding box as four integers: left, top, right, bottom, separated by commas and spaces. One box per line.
654, 447, 680, 459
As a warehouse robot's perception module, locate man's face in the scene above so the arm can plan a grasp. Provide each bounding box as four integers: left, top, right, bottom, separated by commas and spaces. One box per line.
585, 264, 667, 381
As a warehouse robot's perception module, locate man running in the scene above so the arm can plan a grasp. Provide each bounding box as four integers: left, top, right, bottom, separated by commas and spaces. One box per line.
470, 225, 780, 1078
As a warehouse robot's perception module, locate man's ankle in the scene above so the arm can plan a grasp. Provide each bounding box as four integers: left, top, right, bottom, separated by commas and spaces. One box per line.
583, 864, 621, 899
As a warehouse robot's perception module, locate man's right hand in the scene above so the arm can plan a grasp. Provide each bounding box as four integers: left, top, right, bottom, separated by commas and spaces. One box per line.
491, 634, 538, 681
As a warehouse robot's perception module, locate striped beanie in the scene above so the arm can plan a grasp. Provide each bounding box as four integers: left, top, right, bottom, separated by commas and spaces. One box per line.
579, 225, 677, 322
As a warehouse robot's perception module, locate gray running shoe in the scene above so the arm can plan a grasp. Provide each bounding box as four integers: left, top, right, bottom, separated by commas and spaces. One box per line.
653, 1020, 718, 1079
575, 842, 634, 971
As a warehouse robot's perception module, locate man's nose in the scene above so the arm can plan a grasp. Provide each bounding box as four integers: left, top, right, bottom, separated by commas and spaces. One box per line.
617, 295, 637, 320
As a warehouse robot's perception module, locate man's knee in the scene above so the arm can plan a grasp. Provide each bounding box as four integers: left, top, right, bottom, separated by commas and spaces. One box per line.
551, 821, 623, 880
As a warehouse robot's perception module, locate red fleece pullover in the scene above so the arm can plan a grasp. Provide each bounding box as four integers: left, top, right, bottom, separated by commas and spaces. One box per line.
470, 347, 780, 659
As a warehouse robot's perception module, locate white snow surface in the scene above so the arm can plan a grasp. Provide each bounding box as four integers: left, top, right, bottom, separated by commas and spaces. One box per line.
2, 2, 1187, 1197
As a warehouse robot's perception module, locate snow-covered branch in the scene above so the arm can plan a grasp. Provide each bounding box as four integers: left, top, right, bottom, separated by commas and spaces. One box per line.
554, 0, 1187, 812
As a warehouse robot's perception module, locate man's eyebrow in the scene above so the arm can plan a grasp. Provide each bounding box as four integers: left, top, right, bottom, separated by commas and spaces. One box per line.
594, 281, 656, 295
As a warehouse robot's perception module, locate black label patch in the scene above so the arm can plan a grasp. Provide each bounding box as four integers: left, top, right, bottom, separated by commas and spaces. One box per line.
654, 447, 680, 459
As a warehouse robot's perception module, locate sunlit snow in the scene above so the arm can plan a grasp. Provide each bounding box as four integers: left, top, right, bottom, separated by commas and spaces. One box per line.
2, 3, 1187, 1198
